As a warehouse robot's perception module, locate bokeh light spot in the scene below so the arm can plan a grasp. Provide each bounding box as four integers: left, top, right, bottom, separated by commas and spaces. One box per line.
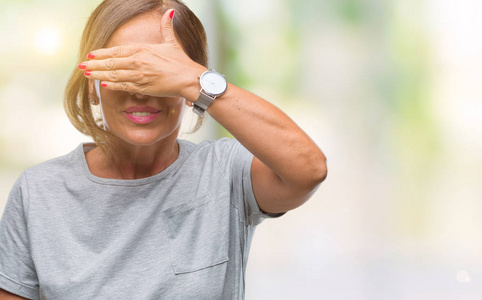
34, 27, 61, 55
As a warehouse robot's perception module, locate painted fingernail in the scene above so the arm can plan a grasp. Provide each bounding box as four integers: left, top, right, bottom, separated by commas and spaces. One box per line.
78, 63, 87, 69
84, 70, 92, 76
170, 10, 175, 19
88, 52, 95, 59
101, 82, 107, 87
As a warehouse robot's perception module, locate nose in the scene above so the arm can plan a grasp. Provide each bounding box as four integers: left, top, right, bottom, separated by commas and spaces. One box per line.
129, 92, 149, 100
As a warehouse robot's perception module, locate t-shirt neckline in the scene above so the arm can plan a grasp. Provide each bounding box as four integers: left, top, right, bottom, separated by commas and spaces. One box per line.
78, 140, 186, 186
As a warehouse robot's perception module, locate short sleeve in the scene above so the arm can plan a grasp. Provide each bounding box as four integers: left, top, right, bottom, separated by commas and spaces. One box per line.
0, 172, 40, 300
213, 138, 285, 226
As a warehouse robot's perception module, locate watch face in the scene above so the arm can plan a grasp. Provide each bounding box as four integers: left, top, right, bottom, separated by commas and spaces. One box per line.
200, 70, 227, 95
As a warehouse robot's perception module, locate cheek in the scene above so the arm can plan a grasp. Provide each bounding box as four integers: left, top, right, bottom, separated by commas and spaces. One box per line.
165, 99, 186, 118
167, 106, 183, 118
100, 91, 128, 116
101, 87, 121, 98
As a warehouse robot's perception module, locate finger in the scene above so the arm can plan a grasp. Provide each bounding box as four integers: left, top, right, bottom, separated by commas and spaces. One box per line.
87, 45, 140, 60
100, 81, 138, 93
79, 57, 133, 71
160, 9, 177, 45
84, 69, 141, 83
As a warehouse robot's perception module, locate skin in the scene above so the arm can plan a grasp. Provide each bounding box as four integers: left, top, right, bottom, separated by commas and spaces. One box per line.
0, 289, 30, 300
81, 9, 327, 214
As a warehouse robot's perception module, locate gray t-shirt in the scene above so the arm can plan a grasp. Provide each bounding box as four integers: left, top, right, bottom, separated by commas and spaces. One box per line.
0, 138, 284, 300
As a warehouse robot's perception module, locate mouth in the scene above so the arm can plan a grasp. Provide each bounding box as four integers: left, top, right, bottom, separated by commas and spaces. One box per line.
124, 106, 161, 124
127, 111, 157, 117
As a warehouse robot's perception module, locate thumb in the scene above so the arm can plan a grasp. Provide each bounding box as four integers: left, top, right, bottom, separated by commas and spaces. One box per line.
161, 9, 177, 45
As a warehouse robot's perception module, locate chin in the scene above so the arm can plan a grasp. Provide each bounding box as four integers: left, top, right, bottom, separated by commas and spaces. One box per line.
118, 128, 177, 146
121, 135, 163, 146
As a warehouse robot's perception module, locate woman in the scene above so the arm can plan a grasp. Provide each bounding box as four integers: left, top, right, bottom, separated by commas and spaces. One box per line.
0, 0, 327, 299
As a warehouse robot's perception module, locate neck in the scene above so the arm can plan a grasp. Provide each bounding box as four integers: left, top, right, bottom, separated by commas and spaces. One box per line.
88, 135, 180, 180
117, 139, 180, 180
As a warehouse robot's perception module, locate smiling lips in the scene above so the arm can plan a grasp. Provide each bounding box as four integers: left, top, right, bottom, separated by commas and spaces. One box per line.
124, 106, 161, 124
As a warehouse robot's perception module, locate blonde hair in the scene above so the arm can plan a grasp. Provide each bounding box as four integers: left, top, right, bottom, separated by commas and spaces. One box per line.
64, 0, 208, 163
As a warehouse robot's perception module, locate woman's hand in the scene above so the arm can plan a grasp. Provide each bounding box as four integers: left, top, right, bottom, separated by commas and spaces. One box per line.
78, 9, 206, 100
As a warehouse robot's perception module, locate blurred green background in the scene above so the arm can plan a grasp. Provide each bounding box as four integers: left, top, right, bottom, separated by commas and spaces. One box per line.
1, 0, 481, 299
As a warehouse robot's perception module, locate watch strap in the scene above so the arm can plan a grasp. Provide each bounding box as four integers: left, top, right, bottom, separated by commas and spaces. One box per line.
193, 90, 215, 117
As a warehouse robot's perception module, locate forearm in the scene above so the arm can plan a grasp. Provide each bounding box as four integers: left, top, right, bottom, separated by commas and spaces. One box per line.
182, 69, 327, 191
211, 84, 326, 188
0, 288, 30, 300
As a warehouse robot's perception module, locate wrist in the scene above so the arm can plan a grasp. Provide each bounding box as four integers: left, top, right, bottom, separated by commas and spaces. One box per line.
181, 64, 208, 103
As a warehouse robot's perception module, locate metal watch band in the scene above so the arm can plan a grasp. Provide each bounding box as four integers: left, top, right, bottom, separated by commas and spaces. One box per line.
193, 91, 215, 117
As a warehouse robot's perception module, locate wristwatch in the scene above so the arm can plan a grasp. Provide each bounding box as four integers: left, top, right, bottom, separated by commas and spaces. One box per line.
193, 69, 227, 117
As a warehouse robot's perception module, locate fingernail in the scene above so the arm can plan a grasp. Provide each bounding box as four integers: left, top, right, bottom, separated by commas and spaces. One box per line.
101, 82, 107, 87
170, 10, 175, 19
84, 70, 92, 76
78, 63, 87, 69
88, 52, 95, 59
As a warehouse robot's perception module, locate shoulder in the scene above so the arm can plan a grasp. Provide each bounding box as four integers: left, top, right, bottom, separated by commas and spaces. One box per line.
180, 137, 244, 159
178, 138, 252, 179
6, 144, 82, 214
22, 144, 83, 187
